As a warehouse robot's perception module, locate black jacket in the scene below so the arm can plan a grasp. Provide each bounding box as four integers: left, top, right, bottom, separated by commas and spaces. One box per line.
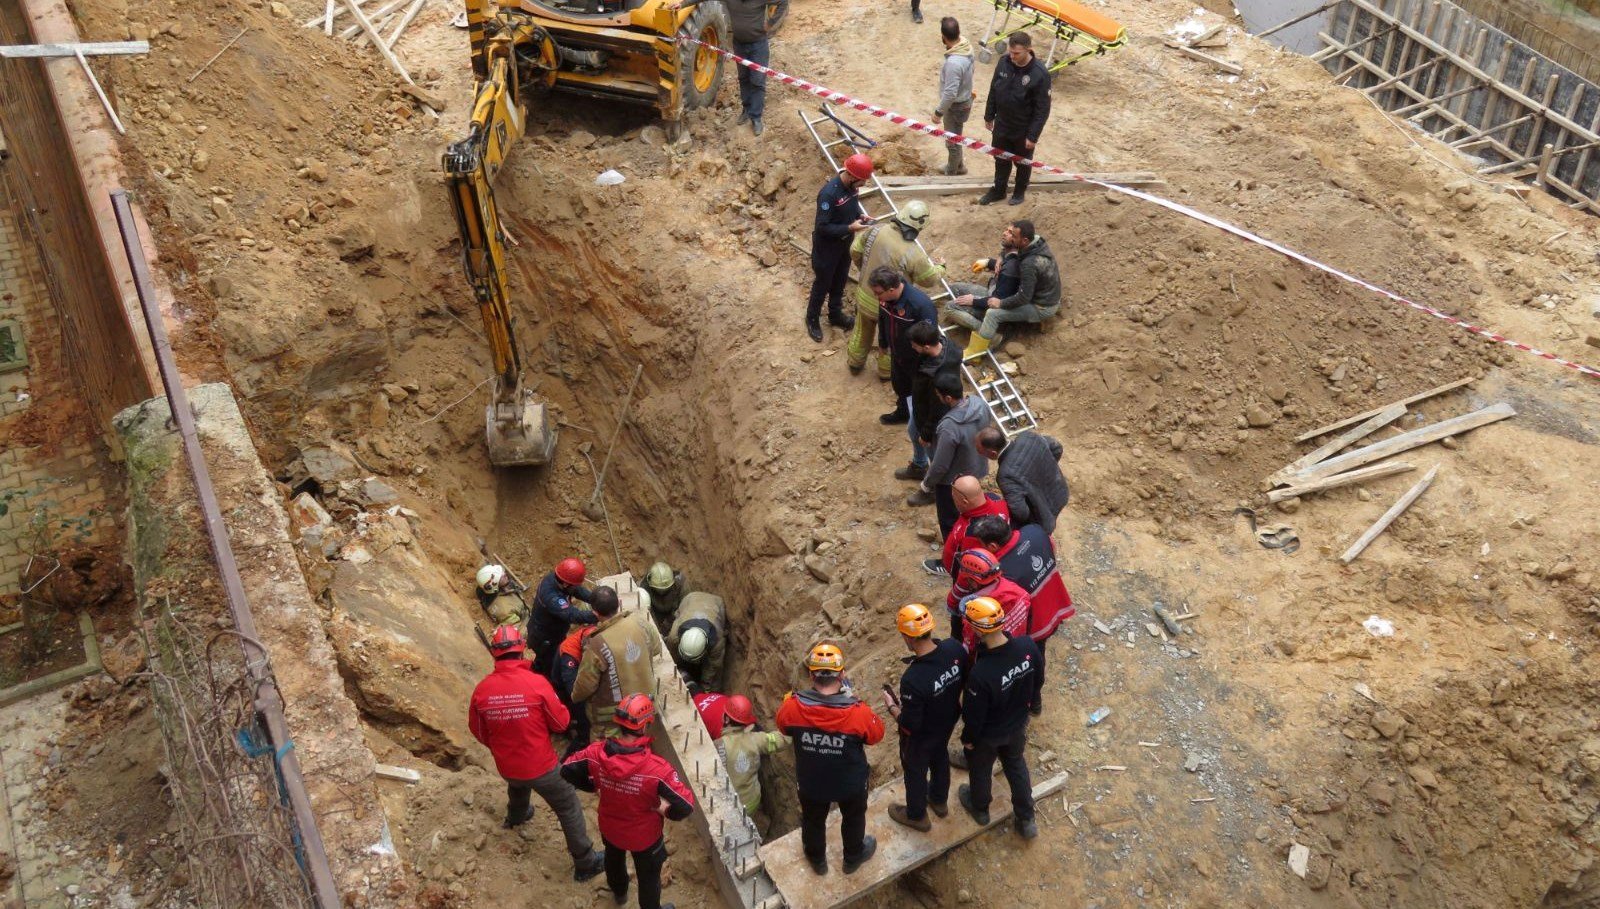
883, 284, 939, 399
531, 572, 596, 647
912, 337, 964, 444
996, 431, 1070, 534
811, 175, 863, 248
897, 638, 966, 739
728, 0, 786, 43
984, 53, 1051, 142
961, 633, 1043, 746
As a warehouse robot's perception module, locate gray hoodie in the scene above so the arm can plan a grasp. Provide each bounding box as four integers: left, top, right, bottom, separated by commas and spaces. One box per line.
924, 395, 992, 489
936, 38, 975, 115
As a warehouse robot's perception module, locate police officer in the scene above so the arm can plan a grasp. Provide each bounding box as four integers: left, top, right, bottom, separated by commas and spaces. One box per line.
883, 604, 965, 831
807, 153, 876, 343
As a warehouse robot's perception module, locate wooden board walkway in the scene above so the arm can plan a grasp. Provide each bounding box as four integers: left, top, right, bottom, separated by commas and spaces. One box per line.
759, 771, 1068, 909
875, 172, 1162, 196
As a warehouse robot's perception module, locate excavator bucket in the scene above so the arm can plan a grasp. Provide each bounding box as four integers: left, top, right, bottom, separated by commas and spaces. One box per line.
485, 391, 557, 467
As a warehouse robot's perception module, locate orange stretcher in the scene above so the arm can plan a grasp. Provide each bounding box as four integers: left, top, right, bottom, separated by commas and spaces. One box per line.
981, 0, 1127, 73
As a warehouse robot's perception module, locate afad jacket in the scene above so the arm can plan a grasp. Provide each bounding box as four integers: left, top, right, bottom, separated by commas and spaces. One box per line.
992, 523, 1075, 640
468, 658, 570, 780
776, 688, 885, 803
941, 493, 1011, 571
947, 577, 1032, 653
693, 691, 732, 740
562, 736, 696, 851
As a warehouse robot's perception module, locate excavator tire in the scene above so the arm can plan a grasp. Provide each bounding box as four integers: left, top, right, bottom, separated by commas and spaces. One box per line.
679, 0, 731, 110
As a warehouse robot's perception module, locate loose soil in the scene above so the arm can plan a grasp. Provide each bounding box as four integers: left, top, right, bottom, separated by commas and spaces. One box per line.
20, 0, 1600, 905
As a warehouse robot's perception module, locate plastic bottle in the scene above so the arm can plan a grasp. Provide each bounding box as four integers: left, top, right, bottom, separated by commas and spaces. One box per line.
1086, 706, 1112, 726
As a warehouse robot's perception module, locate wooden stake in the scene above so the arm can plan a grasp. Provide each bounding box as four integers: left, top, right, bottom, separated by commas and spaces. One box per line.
1294, 377, 1474, 441
342, 0, 415, 84
1255, 0, 1344, 40
342, 0, 408, 41
1293, 403, 1513, 484
187, 26, 249, 83
1266, 460, 1414, 503
74, 49, 125, 135
1340, 465, 1439, 563
325, 0, 336, 35
1167, 42, 1243, 75
1268, 403, 1405, 488
386, 0, 428, 49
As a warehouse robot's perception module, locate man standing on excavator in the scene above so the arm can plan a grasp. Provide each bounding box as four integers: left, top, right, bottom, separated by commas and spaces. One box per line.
807, 153, 875, 343
531, 557, 598, 679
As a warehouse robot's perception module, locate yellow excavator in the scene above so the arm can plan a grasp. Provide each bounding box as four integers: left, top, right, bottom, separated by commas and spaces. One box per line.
444, 0, 732, 466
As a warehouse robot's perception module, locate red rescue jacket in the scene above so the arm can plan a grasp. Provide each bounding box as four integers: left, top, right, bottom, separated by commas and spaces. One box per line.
468, 658, 569, 780
949, 577, 1032, 652
941, 494, 1011, 571
562, 736, 696, 851
992, 524, 1074, 640
693, 691, 730, 741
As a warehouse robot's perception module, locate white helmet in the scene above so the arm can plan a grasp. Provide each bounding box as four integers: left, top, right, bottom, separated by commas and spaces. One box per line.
476, 564, 507, 593
894, 200, 930, 232
678, 627, 709, 663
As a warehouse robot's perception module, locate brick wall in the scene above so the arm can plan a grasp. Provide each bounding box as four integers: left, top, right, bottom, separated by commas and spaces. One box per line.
0, 172, 114, 591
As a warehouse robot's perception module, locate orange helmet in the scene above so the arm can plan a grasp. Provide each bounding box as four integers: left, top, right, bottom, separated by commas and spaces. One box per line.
806, 643, 845, 673
555, 558, 587, 586
489, 624, 525, 654
843, 153, 874, 181
964, 596, 1006, 633
724, 694, 756, 728
896, 603, 935, 638
614, 693, 656, 732
954, 549, 1002, 593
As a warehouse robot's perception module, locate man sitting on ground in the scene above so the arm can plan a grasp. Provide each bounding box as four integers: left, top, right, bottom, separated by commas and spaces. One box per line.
944, 219, 1060, 359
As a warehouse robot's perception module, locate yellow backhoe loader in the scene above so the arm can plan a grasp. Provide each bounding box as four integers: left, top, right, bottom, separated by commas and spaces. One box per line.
443, 0, 733, 466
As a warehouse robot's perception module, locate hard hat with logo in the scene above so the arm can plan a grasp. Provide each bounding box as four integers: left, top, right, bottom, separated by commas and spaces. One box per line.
806, 642, 845, 673
614, 693, 657, 732
843, 153, 874, 181
894, 200, 930, 232
645, 561, 676, 592
555, 557, 587, 586
476, 564, 507, 593
489, 624, 526, 654
678, 627, 709, 663
724, 694, 756, 727
896, 603, 935, 638
964, 596, 1006, 633
954, 549, 1002, 593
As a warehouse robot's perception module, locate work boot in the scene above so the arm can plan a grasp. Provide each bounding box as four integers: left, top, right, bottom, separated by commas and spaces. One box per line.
963, 333, 992, 360
503, 804, 535, 829
574, 850, 605, 882
880, 409, 909, 425
806, 317, 824, 343
977, 187, 1006, 205
807, 854, 828, 876
842, 836, 877, 874
958, 784, 990, 826
889, 804, 932, 832
912, 8, 924, 22
906, 488, 936, 507
1015, 817, 1038, 840
894, 463, 926, 481
944, 161, 968, 176
612, 883, 629, 905
737, 111, 750, 125
1008, 191, 1026, 206
949, 746, 968, 769
929, 801, 949, 818
752, 117, 764, 136
921, 557, 947, 575
828, 310, 855, 330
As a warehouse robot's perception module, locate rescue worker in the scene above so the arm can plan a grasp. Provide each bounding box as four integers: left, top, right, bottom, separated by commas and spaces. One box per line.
642, 561, 686, 636
847, 203, 944, 379
967, 514, 1074, 672
947, 553, 1031, 650
882, 604, 965, 831
476, 563, 527, 626
896, 322, 962, 489
868, 267, 940, 429
978, 31, 1052, 207
807, 153, 875, 343
467, 625, 606, 880
958, 598, 1043, 839
719, 704, 788, 820
946, 220, 1060, 359
531, 558, 597, 679
930, 475, 1010, 576
555, 624, 598, 757
563, 694, 697, 909
572, 587, 663, 736
776, 644, 884, 876
667, 591, 728, 693
692, 691, 756, 741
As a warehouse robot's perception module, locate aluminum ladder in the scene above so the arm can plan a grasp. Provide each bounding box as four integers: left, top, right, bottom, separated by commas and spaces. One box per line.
798, 104, 1038, 437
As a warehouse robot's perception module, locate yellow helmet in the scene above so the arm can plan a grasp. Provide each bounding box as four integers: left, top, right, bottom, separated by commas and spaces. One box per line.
896, 603, 935, 638
806, 643, 845, 673
964, 596, 1006, 633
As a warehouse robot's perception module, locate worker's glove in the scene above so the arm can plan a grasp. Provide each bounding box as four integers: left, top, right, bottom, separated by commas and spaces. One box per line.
971, 259, 992, 274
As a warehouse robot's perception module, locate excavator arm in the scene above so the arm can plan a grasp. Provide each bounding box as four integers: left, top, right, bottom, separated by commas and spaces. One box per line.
443, 8, 559, 466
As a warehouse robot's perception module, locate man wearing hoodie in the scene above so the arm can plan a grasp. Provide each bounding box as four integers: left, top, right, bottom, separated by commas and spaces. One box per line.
727, 0, 787, 136
913, 373, 992, 536
947, 220, 1060, 359
979, 31, 1052, 207
933, 19, 976, 175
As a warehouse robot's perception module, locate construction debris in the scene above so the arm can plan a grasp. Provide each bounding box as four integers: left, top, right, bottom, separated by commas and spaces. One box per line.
1294, 377, 1476, 442
1266, 460, 1415, 503
1290, 403, 1514, 484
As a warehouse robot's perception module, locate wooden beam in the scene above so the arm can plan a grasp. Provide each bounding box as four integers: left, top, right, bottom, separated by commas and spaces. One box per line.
1167, 42, 1243, 75
342, 0, 415, 84
1267, 403, 1405, 488
1267, 460, 1416, 503
385, 0, 428, 49
374, 764, 422, 783
761, 772, 1069, 909
1255, 0, 1345, 40
0, 40, 148, 57
1295, 377, 1475, 441
1340, 464, 1439, 562
1292, 403, 1513, 484
875, 172, 1163, 196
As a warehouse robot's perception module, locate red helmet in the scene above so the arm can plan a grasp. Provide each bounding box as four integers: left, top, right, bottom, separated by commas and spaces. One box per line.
724, 694, 756, 728
555, 558, 587, 586
954, 549, 1002, 593
842, 153, 874, 181
613, 693, 656, 732
489, 624, 525, 654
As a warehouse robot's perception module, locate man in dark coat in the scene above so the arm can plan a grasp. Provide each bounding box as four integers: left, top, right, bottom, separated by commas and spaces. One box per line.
975, 426, 1069, 535
869, 267, 938, 426
896, 321, 963, 487
807, 154, 875, 342
978, 31, 1051, 207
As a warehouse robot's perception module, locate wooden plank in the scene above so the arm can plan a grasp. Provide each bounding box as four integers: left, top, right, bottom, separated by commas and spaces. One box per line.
0, 40, 148, 57
1267, 460, 1414, 503
1292, 403, 1513, 484
1340, 465, 1439, 562
1294, 376, 1475, 441
342, 0, 416, 84
1167, 42, 1243, 75
761, 772, 1069, 909
1255, 0, 1344, 40
385, 0, 428, 49
374, 764, 422, 783
341, 0, 408, 41
875, 173, 1163, 197
1267, 403, 1405, 488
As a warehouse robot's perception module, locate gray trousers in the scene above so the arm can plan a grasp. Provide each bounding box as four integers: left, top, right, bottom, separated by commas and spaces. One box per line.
507, 767, 594, 860
941, 101, 973, 174
943, 281, 1058, 341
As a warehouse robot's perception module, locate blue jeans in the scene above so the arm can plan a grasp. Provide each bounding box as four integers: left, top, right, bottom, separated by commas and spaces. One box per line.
733, 39, 768, 119
907, 397, 929, 468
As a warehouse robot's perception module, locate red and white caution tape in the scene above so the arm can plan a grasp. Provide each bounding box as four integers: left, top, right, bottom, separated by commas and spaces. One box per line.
684, 38, 1600, 381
